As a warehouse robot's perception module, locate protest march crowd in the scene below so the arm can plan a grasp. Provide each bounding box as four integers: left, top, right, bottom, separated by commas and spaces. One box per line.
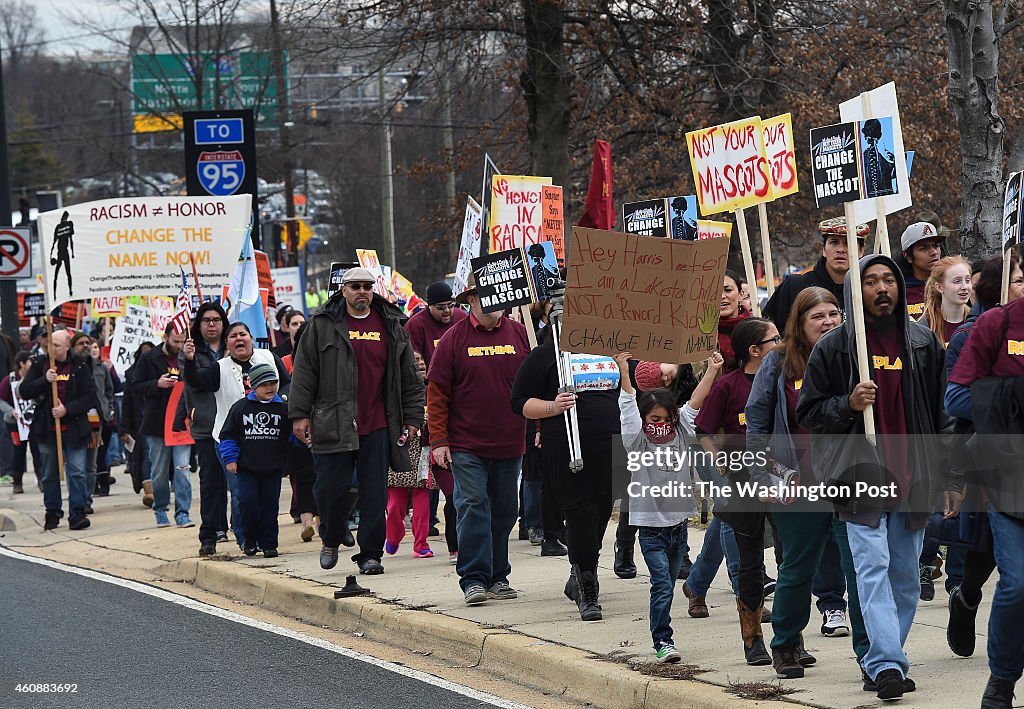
3, 208, 1023, 709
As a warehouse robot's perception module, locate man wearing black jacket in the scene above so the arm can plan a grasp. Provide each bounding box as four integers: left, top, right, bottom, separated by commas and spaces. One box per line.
763, 218, 868, 332
946, 295, 1024, 709
133, 324, 194, 529
797, 254, 958, 701
19, 330, 98, 530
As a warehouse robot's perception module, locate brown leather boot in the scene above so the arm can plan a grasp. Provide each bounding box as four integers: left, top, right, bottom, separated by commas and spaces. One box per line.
142, 480, 154, 508
683, 581, 709, 618
737, 598, 771, 665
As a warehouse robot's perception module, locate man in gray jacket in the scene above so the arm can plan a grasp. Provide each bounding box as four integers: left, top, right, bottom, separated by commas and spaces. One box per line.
289, 267, 424, 575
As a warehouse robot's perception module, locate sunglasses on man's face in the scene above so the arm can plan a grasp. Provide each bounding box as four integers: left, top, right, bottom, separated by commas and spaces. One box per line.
346, 283, 375, 291
432, 302, 455, 311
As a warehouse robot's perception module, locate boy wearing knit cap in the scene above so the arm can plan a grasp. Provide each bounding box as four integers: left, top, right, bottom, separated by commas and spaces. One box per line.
218, 363, 292, 557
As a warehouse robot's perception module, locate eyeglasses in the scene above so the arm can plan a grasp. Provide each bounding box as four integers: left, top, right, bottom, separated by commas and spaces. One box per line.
757, 335, 782, 346
200, 317, 222, 325
431, 302, 455, 311
346, 282, 375, 291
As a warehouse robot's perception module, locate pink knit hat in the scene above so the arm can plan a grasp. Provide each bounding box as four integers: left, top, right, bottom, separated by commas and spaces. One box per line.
634, 361, 663, 391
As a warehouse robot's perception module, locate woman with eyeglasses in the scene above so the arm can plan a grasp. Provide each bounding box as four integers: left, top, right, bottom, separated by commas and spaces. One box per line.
744, 287, 860, 679
692, 317, 781, 666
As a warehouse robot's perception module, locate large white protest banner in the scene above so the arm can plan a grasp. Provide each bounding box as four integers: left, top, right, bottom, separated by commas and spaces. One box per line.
109, 303, 156, 378
37, 195, 252, 309
489, 175, 552, 252
453, 196, 482, 297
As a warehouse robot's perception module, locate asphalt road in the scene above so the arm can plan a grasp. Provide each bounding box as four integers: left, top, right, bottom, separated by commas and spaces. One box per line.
0, 553, 528, 709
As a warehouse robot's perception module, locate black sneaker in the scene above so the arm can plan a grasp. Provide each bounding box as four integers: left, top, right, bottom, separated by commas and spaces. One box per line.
981, 674, 1016, 709
243, 545, 258, 557
763, 574, 777, 598
920, 564, 935, 601
429, 525, 440, 537
359, 558, 384, 575
862, 667, 916, 693
199, 544, 216, 557
540, 538, 568, 556
263, 549, 279, 558
947, 586, 979, 657
44, 514, 60, 530
216, 531, 229, 543
83, 504, 94, 515
875, 669, 904, 701
68, 516, 91, 531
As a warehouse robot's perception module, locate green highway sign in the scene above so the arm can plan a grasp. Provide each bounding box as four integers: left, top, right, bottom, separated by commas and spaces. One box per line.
131, 52, 286, 128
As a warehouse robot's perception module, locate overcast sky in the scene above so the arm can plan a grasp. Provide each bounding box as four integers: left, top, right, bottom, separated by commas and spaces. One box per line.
32, 0, 122, 54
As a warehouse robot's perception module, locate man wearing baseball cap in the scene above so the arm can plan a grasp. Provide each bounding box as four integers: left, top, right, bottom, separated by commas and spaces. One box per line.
289, 266, 424, 575
898, 220, 946, 317
404, 281, 467, 370
427, 272, 531, 605
762, 217, 869, 332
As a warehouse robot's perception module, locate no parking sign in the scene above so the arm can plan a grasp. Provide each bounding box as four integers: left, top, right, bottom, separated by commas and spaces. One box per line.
0, 227, 33, 280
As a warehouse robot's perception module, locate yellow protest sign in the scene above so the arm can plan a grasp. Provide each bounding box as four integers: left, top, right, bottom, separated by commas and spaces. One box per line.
686, 116, 772, 214
697, 220, 733, 241
762, 113, 800, 199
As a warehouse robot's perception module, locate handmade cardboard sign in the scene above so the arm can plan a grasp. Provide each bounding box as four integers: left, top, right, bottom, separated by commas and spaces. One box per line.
488, 175, 553, 251
559, 227, 729, 363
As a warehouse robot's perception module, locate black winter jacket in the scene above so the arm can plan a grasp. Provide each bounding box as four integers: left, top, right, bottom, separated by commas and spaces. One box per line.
19, 352, 98, 447
796, 254, 957, 529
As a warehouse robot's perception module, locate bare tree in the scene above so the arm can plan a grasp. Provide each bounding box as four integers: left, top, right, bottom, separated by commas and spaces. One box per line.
944, 0, 1024, 261
0, 0, 44, 76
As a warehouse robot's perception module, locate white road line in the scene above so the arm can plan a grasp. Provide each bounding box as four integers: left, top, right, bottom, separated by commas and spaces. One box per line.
0, 546, 534, 709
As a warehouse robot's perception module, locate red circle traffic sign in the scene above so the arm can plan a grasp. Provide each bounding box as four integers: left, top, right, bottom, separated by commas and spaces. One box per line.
0, 228, 31, 278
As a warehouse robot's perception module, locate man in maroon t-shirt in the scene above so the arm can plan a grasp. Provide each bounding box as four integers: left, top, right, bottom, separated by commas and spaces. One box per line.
427, 273, 530, 605
290, 267, 424, 576
797, 255, 957, 700
404, 281, 468, 370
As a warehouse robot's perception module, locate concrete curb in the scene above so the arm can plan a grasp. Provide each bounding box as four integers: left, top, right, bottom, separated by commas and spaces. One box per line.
0, 507, 34, 532
155, 557, 794, 709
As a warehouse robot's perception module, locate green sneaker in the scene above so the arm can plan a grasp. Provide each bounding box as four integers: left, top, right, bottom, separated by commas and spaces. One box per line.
655, 643, 681, 664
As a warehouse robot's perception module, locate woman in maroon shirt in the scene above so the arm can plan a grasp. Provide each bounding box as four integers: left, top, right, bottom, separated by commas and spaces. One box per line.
694, 317, 779, 666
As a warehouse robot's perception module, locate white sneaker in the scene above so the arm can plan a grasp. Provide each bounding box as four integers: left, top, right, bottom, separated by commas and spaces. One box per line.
821, 609, 850, 637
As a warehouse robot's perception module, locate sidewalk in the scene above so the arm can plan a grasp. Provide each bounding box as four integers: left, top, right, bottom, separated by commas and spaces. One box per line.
0, 471, 991, 709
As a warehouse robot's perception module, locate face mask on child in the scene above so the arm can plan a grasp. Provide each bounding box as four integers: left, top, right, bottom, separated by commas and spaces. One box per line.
643, 421, 675, 444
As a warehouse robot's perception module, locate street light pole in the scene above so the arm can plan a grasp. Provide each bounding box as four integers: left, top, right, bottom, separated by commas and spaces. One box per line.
378, 71, 396, 270
270, 0, 296, 262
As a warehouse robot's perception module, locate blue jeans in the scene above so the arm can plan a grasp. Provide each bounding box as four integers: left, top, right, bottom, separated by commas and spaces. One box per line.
136, 435, 152, 482
987, 505, 1024, 682
37, 439, 88, 521
451, 451, 521, 592
639, 523, 687, 648
846, 512, 924, 680
685, 516, 741, 597
812, 524, 847, 612
224, 456, 243, 540
146, 436, 192, 517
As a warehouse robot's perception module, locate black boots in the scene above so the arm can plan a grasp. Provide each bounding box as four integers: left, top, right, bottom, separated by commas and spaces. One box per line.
981, 675, 1016, 709
571, 564, 603, 621
736, 599, 771, 665
340, 490, 358, 548
613, 541, 636, 579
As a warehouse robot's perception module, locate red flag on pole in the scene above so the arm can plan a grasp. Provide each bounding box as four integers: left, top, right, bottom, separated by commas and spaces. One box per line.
576, 140, 614, 230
